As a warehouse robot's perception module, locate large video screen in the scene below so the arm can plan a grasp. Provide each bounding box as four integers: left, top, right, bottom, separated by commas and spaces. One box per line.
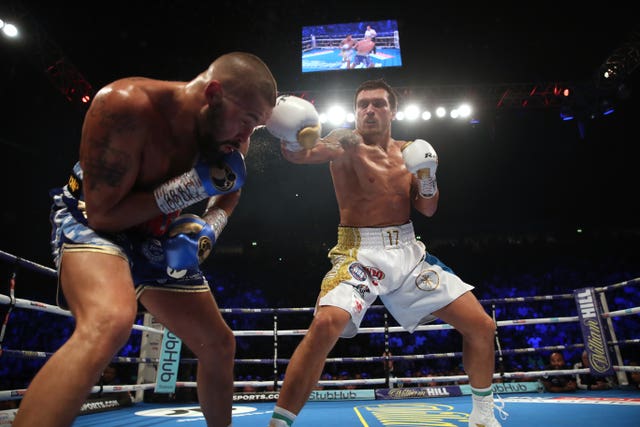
301, 19, 403, 73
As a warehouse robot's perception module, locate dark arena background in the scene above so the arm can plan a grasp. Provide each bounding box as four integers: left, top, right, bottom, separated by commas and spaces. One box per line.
1, 1, 639, 426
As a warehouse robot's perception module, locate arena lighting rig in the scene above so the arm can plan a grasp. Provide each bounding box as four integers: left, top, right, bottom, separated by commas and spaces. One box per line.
316, 102, 475, 127
3, 5, 636, 126
0, 12, 579, 124
289, 82, 573, 128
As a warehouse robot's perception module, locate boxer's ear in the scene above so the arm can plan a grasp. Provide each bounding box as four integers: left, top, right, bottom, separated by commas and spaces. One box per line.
205, 80, 223, 108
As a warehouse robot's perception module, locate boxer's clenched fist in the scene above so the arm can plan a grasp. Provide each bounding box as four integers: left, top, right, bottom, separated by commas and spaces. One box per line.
266, 95, 321, 151
163, 214, 216, 271
402, 139, 438, 198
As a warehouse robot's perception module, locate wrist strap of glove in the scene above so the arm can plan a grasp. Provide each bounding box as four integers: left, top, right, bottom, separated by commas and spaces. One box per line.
417, 170, 437, 199
154, 167, 211, 214
203, 207, 228, 240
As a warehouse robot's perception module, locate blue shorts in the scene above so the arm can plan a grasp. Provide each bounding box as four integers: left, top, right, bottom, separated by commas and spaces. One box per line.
352, 54, 372, 68
49, 163, 210, 305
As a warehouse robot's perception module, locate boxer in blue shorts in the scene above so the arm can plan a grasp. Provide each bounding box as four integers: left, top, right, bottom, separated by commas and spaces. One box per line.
14, 52, 277, 427
350, 35, 375, 69
266, 79, 506, 427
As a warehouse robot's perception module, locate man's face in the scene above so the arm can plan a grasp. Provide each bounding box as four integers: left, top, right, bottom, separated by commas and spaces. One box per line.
198, 93, 272, 162
550, 353, 565, 369
355, 88, 395, 136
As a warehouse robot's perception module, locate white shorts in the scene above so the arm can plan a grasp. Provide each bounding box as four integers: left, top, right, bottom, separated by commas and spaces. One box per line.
318, 222, 474, 338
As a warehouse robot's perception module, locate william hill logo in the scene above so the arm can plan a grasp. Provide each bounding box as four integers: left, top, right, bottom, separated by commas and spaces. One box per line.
574, 287, 614, 375
389, 387, 451, 398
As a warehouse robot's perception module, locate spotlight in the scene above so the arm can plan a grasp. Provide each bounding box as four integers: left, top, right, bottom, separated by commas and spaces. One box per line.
1, 21, 19, 38
457, 103, 472, 118
403, 104, 420, 121
326, 105, 347, 126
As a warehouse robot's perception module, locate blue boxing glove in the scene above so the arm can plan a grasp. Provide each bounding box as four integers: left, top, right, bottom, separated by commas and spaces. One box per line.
154, 150, 246, 214
205, 149, 246, 194
163, 214, 216, 271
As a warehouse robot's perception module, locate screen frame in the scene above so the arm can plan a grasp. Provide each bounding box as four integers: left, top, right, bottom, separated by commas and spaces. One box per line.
301, 19, 402, 74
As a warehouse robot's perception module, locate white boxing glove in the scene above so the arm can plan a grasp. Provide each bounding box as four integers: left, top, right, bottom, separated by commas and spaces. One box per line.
401, 139, 438, 198
266, 95, 321, 152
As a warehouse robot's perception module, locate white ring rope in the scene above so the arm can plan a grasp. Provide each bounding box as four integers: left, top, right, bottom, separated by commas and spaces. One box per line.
2, 288, 638, 342
4, 289, 639, 339
0, 294, 162, 334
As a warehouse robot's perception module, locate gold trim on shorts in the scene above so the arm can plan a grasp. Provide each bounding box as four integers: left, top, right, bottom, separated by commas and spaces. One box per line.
61, 242, 128, 261
136, 283, 211, 299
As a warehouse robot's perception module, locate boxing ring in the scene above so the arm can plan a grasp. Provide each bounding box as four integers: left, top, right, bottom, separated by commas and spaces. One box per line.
1, 248, 639, 426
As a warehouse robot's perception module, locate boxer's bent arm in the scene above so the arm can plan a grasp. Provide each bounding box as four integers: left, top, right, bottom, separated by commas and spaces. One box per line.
81, 86, 162, 232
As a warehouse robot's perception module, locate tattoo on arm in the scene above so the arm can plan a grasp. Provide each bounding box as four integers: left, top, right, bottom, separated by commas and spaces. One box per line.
85, 111, 137, 190
85, 139, 129, 190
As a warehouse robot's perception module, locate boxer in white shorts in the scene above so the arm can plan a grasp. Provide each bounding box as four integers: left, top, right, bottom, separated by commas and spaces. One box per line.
319, 222, 473, 338
266, 79, 506, 427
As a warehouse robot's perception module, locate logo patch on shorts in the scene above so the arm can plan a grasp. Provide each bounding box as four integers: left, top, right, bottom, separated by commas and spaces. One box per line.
363, 266, 384, 286
142, 238, 165, 264
166, 267, 188, 279
348, 262, 368, 281
416, 269, 439, 291
351, 283, 371, 299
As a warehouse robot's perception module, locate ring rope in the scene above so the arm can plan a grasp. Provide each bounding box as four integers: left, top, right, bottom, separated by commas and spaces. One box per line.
4, 288, 639, 337
2, 289, 639, 354
5, 336, 638, 368
478, 277, 640, 305
0, 294, 162, 334
2, 290, 638, 342
0, 348, 162, 364
0, 249, 56, 278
